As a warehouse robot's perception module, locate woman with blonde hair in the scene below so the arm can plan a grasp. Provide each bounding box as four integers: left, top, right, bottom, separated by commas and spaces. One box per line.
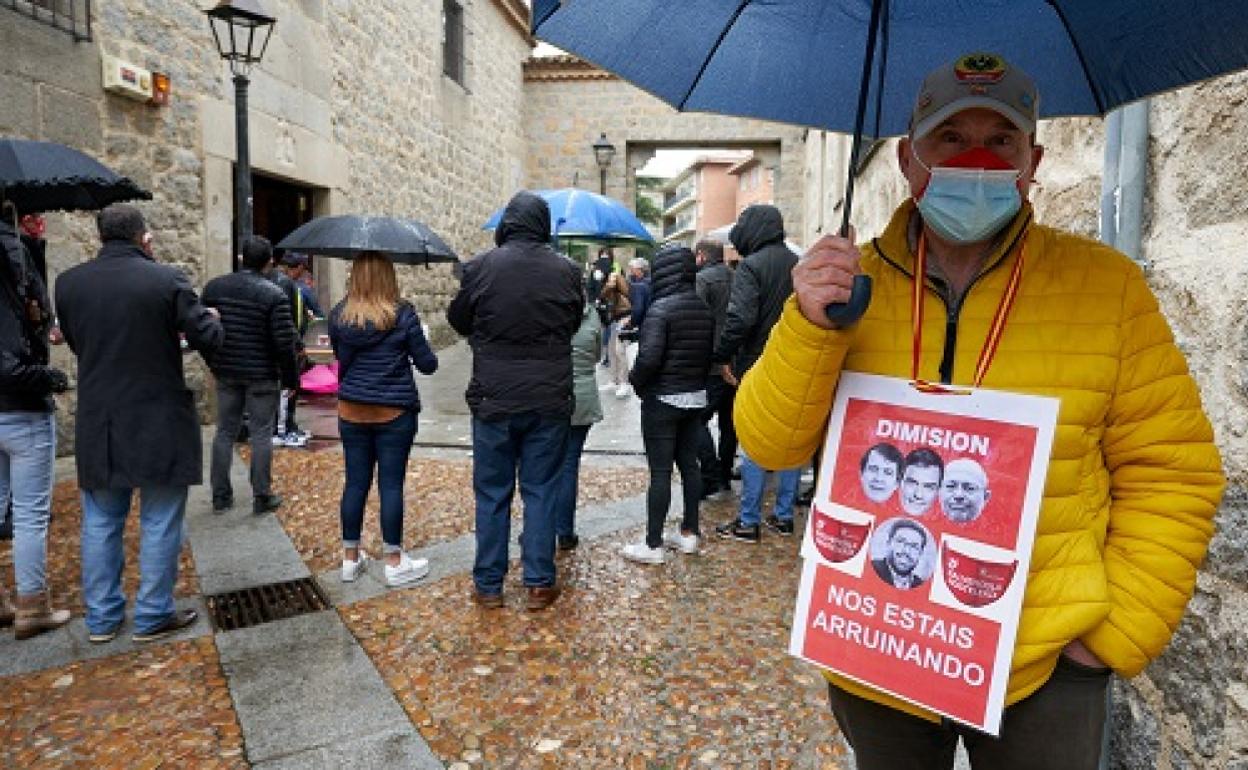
329, 252, 438, 587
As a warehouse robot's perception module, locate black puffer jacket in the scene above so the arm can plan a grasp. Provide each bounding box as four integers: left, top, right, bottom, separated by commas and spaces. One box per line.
447, 191, 584, 420
714, 204, 797, 377
0, 222, 65, 413
629, 244, 714, 398
202, 269, 299, 387
695, 258, 732, 348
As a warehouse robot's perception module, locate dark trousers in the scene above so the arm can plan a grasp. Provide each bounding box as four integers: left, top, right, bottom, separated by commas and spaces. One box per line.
827, 656, 1110, 770
338, 411, 416, 549
211, 378, 280, 502
697, 377, 736, 490
471, 412, 569, 593
553, 423, 592, 538
641, 398, 702, 549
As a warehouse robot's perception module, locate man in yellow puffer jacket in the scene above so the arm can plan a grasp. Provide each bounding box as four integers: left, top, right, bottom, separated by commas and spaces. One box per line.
735, 52, 1225, 769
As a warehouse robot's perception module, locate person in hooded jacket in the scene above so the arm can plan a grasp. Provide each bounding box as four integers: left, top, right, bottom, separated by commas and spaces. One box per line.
552, 296, 604, 552
447, 191, 583, 612
713, 204, 802, 543
0, 210, 71, 639
620, 244, 714, 565
330, 252, 438, 588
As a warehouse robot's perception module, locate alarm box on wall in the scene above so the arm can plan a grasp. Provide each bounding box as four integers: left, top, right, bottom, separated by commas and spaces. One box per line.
102, 55, 153, 101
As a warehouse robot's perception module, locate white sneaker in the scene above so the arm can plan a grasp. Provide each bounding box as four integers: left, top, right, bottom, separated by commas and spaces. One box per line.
614, 384, 630, 399
271, 433, 287, 447
384, 552, 431, 587
281, 432, 309, 448
620, 542, 666, 564
599, 383, 616, 392
663, 530, 700, 555
341, 552, 369, 583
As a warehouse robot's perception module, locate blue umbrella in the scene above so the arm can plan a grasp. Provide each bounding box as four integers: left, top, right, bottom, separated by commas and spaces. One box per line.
482, 188, 655, 246
533, 0, 1248, 320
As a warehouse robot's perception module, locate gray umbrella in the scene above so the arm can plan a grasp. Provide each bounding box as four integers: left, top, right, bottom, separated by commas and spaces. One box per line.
276, 214, 458, 266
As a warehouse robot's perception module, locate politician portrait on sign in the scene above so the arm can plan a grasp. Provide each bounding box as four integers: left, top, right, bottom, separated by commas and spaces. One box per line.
870, 518, 935, 590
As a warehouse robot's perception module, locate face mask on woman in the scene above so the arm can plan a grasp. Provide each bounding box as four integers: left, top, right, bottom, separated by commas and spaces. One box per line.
912, 146, 1024, 244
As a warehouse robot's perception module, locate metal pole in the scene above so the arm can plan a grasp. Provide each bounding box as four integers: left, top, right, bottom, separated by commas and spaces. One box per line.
1098, 108, 1123, 248
233, 73, 253, 272
599, 168, 607, 195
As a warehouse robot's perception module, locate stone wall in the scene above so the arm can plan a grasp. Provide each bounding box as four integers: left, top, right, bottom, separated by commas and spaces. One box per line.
521, 56, 808, 255
2, 0, 532, 450
801, 73, 1248, 768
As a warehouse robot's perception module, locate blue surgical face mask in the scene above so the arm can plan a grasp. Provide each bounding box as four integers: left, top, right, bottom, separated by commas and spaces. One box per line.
913, 149, 1022, 244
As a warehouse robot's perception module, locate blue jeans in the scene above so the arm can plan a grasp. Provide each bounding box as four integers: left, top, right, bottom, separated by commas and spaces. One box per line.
80, 485, 188, 634
0, 412, 56, 596
553, 424, 591, 538
739, 452, 800, 526
472, 412, 569, 593
338, 411, 416, 552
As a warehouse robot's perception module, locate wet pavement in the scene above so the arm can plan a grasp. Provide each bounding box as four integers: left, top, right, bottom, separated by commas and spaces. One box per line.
0, 341, 852, 768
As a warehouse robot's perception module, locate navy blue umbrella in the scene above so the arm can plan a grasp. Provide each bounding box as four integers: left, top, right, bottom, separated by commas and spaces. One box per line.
533, 0, 1248, 320
482, 188, 655, 246
0, 139, 152, 214
276, 215, 458, 266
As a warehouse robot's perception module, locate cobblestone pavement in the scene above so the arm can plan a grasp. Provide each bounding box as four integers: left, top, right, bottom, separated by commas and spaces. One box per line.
2, 438, 847, 767
0, 637, 245, 768
0, 480, 199, 618
342, 507, 847, 769
257, 448, 651, 573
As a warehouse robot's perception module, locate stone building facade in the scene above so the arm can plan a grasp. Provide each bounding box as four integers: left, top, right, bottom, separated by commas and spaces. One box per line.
3, 0, 532, 446
521, 55, 807, 245
802, 72, 1248, 769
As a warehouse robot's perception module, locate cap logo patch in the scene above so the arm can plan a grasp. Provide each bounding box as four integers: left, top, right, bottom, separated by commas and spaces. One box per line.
954, 53, 1006, 84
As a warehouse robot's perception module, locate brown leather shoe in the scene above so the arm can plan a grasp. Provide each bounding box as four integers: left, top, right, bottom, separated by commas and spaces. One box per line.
0, 590, 14, 628
14, 591, 70, 640
472, 589, 504, 609
525, 584, 561, 612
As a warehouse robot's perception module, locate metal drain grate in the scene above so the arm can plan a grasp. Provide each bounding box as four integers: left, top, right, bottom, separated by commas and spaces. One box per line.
205, 577, 332, 632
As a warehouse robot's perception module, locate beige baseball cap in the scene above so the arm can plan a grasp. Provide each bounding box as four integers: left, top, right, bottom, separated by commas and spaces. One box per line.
910, 52, 1039, 139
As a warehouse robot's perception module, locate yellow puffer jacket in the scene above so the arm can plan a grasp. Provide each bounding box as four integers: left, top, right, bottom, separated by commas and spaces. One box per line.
736, 200, 1224, 719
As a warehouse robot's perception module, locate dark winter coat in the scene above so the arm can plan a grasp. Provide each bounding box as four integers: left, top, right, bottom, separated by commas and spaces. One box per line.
0, 222, 63, 413
629, 245, 714, 398
628, 275, 652, 329
202, 269, 299, 387
330, 301, 438, 410
695, 259, 732, 349
714, 204, 797, 378
446, 191, 584, 420
56, 241, 224, 489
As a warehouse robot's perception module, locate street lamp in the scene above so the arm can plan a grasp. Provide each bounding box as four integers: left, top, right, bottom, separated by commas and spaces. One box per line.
592, 132, 616, 195
205, 0, 276, 271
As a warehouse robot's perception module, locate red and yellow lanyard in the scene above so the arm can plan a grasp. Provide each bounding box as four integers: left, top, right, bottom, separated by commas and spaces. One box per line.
910, 234, 1026, 394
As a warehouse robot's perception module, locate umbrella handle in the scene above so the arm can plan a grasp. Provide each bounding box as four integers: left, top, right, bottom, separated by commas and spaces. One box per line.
823, 274, 872, 326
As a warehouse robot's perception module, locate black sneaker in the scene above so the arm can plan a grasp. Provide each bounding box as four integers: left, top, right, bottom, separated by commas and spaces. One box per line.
765, 515, 795, 536
715, 519, 760, 543
253, 494, 283, 515
796, 487, 815, 507
212, 495, 233, 514
132, 609, 198, 643
557, 534, 580, 552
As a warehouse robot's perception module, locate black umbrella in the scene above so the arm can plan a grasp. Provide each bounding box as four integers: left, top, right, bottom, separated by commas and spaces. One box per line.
276, 214, 458, 266
0, 139, 152, 214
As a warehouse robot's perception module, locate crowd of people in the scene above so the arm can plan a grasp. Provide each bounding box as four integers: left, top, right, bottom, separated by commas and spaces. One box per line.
0, 48, 1227, 770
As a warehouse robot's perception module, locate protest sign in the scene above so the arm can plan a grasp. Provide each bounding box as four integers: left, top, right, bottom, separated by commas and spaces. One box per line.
790, 372, 1058, 734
